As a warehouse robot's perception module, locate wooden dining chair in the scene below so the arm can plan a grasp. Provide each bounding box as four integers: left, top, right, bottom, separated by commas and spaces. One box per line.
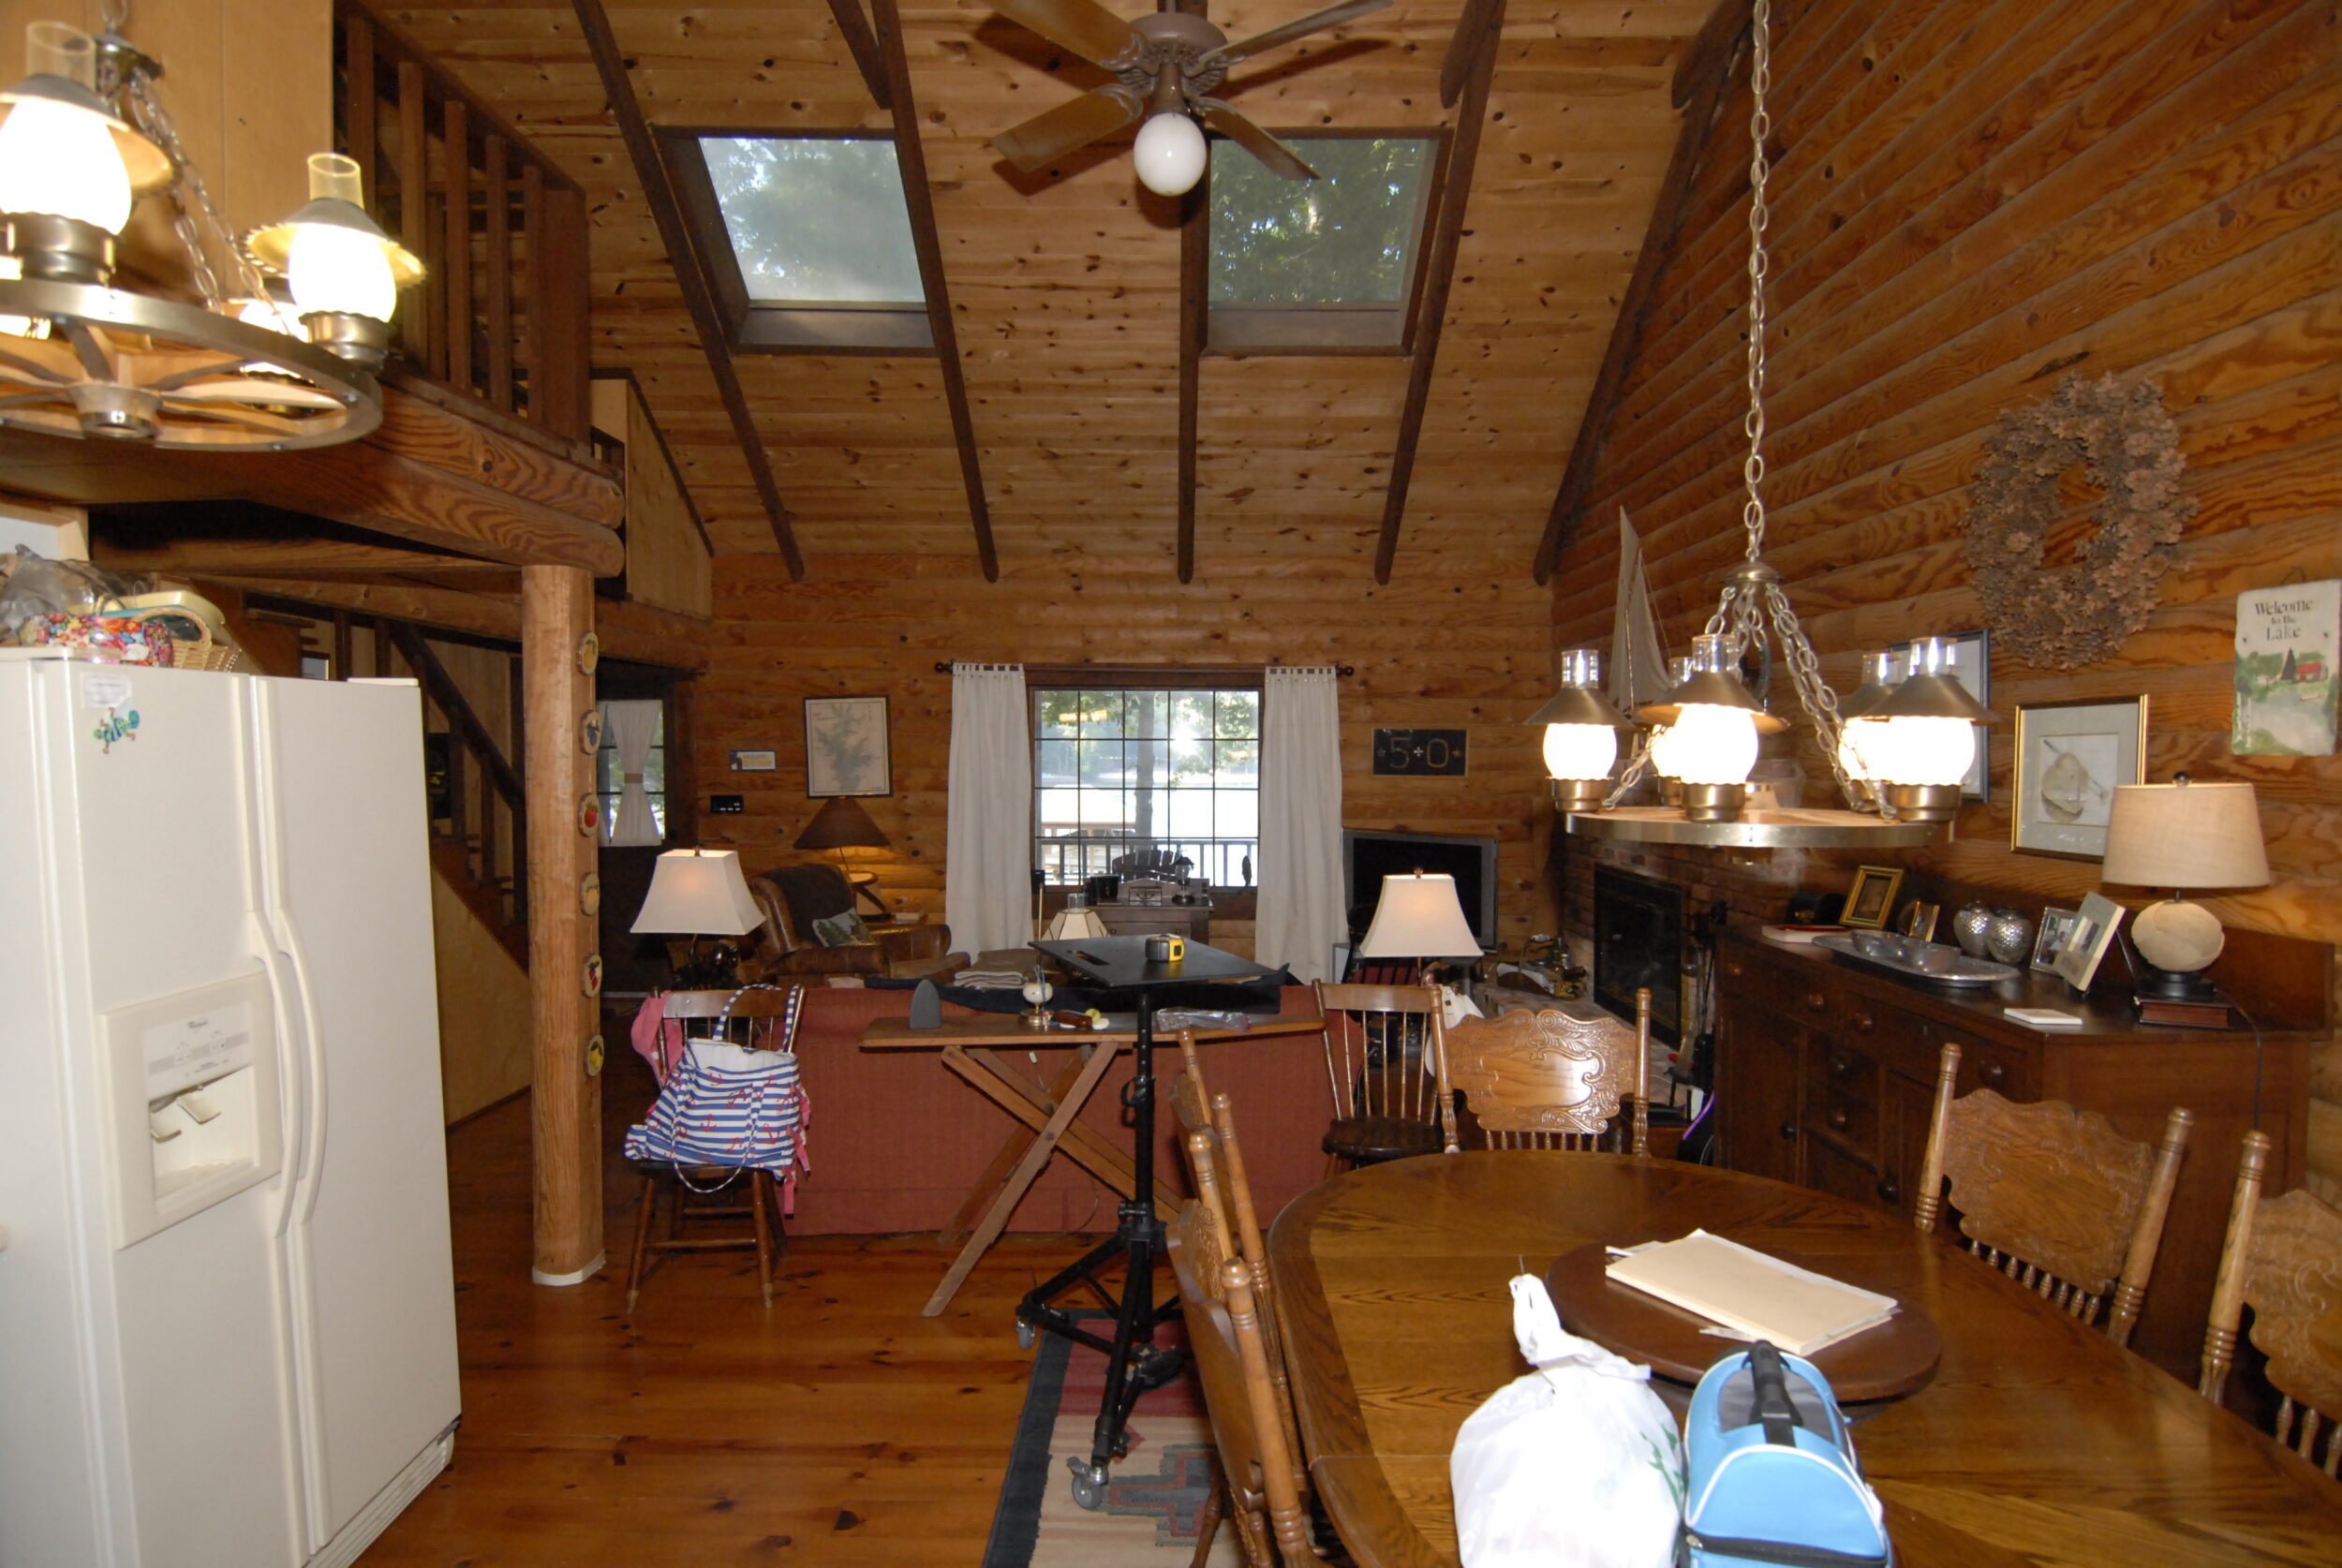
1175, 1035, 1294, 1413
1443, 987, 1653, 1152
1311, 982, 1458, 1170
1168, 1199, 1319, 1568
623, 984, 806, 1312
1912, 1041, 2191, 1347
2199, 1130, 2342, 1475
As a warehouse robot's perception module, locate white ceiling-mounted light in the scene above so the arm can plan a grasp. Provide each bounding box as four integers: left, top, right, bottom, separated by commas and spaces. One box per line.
1527, 647, 1630, 813
1134, 109, 1208, 196
1558, 0, 1979, 852
0, 13, 398, 448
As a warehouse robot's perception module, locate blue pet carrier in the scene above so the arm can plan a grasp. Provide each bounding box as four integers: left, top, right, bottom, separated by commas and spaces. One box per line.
1678, 1341, 1890, 1568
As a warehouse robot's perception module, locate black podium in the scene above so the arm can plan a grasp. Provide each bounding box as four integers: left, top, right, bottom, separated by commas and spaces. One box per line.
1018, 934, 1276, 1508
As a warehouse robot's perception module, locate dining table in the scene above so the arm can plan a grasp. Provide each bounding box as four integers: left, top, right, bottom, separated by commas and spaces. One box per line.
1267, 1151, 2342, 1568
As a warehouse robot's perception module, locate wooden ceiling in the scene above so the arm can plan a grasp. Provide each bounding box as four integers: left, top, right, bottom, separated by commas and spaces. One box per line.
382, 0, 1712, 583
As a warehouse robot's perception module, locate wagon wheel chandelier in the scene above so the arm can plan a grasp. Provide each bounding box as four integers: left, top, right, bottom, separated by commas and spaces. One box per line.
1527, 0, 1995, 851
0, 4, 423, 451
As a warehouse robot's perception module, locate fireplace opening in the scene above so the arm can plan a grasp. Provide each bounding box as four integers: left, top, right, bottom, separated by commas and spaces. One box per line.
1594, 866, 1686, 1046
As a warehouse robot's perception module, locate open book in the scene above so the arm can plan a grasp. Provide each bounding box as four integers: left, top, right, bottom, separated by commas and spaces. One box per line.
1604, 1231, 1898, 1355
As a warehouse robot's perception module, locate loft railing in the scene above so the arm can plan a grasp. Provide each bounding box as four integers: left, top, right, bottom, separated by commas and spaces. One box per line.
333, 0, 591, 443
1034, 835, 1256, 891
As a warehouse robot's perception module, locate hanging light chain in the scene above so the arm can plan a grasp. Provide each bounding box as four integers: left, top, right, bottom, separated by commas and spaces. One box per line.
118, 65, 273, 313
1740, 0, 1774, 565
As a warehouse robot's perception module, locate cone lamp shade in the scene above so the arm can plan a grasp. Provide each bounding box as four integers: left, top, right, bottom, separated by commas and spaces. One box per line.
631, 849, 764, 936
2101, 777, 2270, 991
794, 794, 891, 853
1356, 873, 1482, 960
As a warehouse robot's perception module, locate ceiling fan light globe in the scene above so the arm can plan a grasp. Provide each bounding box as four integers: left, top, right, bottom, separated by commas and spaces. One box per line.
1134, 111, 1207, 196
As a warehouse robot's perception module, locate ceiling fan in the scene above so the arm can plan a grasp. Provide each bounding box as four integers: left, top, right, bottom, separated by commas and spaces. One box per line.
986, 0, 1392, 195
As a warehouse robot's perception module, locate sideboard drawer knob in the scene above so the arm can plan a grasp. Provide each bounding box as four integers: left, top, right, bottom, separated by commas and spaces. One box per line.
1779, 1121, 1799, 1141
1876, 1176, 1902, 1205
1851, 1011, 1875, 1034
1827, 1107, 1850, 1132
1982, 1062, 2007, 1088
1724, 961, 1744, 979
1805, 991, 1829, 1012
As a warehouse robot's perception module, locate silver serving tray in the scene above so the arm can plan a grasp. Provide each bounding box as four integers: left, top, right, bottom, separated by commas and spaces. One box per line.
1813, 932, 2022, 986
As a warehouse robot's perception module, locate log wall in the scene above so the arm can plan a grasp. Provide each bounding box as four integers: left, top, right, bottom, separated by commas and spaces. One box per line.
1551, 0, 2342, 1199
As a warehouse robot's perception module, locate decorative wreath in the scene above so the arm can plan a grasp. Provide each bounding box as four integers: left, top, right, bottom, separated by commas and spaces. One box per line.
1963, 374, 2195, 671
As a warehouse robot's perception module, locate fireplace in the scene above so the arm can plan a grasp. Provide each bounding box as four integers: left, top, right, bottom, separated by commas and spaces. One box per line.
1594, 866, 1685, 1046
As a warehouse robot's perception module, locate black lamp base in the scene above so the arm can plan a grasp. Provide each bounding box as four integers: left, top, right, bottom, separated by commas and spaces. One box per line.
2134, 962, 2220, 1002
669, 939, 743, 992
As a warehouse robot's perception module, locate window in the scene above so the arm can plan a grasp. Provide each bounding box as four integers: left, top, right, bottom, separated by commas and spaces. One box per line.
1032, 684, 1260, 890
1209, 134, 1438, 350
668, 133, 933, 351
597, 699, 668, 847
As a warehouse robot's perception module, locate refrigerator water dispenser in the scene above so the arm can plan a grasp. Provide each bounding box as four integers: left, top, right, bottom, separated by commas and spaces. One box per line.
100, 971, 283, 1248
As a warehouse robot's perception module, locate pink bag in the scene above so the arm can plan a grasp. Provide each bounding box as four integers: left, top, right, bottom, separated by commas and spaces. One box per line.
630, 994, 689, 1082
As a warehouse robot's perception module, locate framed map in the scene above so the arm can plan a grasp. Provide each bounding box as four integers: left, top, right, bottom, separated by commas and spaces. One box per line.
804, 696, 891, 797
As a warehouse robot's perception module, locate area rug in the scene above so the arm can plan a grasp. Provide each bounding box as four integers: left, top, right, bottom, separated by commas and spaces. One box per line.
982, 1316, 1241, 1568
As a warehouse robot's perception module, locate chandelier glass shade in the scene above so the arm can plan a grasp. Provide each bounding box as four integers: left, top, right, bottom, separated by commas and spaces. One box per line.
1526, 647, 1628, 811
1549, 0, 1991, 851
0, 13, 423, 451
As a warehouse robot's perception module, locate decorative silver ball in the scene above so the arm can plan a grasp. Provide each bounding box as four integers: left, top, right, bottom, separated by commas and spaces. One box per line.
1985, 909, 2035, 966
1951, 902, 1995, 960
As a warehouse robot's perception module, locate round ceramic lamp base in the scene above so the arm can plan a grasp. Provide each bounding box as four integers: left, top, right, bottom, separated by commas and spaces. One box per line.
2132, 898, 2226, 996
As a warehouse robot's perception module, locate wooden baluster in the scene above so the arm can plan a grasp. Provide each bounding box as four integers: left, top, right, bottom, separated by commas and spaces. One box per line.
343, 12, 377, 205
483, 134, 513, 413
396, 61, 432, 368
443, 97, 472, 393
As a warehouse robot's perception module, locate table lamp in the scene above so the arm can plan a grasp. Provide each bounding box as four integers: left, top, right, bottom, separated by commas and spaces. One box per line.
795, 796, 892, 917
631, 848, 766, 988
2100, 774, 2270, 1001
1044, 900, 1111, 942
1356, 872, 1484, 986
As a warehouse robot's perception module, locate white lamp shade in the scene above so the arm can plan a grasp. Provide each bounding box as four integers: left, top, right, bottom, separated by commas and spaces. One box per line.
1650, 703, 1758, 786
1542, 722, 1618, 782
0, 94, 132, 233
2101, 781, 2271, 889
1044, 905, 1111, 941
1356, 872, 1481, 959
1861, 715, 1976, 788
1837, 717, 1884, 783
1134, 111, 1208, 196
631, 849, 765, 936
288, 217, 399, 321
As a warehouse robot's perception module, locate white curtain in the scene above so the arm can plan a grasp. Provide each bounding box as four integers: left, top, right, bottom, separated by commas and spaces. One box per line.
1255, 667, 1344, 982
600, 699, 663, 847
944, 663, 1033, 956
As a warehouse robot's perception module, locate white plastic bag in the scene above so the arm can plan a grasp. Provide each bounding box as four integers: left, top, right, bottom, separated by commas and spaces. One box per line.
1450, 1274, 1685, 1568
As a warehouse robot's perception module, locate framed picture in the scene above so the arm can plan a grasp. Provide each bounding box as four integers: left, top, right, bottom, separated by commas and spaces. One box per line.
1898, 900, 1940, 942
1842, 865, 1905, 930
2053, 892, 2127, 994
2011, 696, 2148, 859
2031, 905, 2083, 972
803, 696, 892, 798
1890, 628, 1990, 801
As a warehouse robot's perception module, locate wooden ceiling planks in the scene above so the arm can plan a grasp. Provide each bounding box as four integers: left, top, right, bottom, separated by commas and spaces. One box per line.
384, 0, 1708, 581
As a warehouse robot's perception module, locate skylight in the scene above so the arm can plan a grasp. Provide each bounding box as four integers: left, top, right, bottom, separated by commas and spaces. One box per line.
1208, 135, 1436, 348
675, 134, 934, 350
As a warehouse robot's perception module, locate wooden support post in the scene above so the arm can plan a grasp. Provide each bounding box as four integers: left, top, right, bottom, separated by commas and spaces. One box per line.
523, 565, 602, 1284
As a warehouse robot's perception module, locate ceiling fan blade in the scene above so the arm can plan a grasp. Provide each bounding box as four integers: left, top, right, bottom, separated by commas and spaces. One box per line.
989, 0, 1145, 68
1200, 105, 1318, 181
992, 86, 1146, 170
1203, 0, 1391, 67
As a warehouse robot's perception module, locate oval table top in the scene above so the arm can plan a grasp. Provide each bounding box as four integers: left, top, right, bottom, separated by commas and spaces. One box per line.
1267, 1152, 2342, 1568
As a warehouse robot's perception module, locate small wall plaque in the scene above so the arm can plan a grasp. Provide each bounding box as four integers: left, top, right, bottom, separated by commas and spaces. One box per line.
1372, 728, 1467, 777
731, 748, 778, 772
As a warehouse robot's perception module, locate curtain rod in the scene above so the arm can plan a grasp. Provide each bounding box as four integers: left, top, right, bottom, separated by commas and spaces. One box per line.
931, 662, 1356, 676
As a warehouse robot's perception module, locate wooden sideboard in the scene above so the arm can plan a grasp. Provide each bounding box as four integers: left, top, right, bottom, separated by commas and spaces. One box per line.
1713, 924, 2326, 1377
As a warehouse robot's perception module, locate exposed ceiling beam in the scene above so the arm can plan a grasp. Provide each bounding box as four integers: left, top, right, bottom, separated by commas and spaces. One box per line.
1534, 0, 1751, 583
1439, 0, 1500, 109
571, 0, 807, 580
868, 0, 1000, 583
1177, 169, 1208, 584
825, 0, 892, 110
93, 539, 517, 580
1372, 0, 1505, 585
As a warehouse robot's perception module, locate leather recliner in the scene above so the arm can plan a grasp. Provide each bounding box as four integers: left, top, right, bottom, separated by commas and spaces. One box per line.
744, 865, 963, 981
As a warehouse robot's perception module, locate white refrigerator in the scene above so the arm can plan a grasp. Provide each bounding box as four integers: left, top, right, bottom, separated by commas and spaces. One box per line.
0, 648, 463, 1568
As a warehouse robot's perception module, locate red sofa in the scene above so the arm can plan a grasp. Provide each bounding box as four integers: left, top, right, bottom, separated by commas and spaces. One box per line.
783, 984, 1332, 1235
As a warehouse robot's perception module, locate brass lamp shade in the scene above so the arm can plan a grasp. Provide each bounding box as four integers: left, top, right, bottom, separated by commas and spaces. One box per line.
1869, 672, 1998, 724
794, 794, 891, 852
1524, 685, 1631, 729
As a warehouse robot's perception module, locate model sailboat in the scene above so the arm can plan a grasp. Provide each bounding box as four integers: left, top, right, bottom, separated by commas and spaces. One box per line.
1610, 510, 1669, 715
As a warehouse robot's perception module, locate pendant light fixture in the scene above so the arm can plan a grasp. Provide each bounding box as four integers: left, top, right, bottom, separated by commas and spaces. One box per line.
1545, 0, 1989, 851
1525, 647, 1630, 814
0, 7, 422, 450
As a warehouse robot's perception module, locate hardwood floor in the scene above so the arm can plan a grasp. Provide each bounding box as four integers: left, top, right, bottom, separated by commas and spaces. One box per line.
361, 1064, 1094, 1566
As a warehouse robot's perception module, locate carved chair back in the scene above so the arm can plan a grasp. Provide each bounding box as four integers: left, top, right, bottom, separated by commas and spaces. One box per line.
1913, 1041, 2191, 1347
1443, 988, 1653, 1153
2200, 1130, 2342, 1476
1169, 1199, 1317, 1568
1312, 982, 1458, 1168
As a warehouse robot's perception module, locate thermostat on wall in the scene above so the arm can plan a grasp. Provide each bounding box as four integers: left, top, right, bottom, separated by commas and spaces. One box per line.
709, 794, 745, 815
